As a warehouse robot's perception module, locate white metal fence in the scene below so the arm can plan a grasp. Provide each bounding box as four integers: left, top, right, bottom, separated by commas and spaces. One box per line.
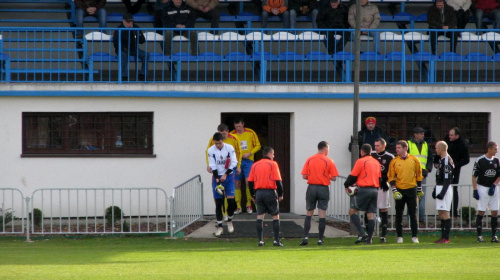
170, 175, 204, 237
328, 181, 490, 231
0, 174, 204, 240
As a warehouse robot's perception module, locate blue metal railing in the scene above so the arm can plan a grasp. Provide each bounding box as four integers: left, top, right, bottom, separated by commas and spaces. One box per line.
1, 27, 499, 84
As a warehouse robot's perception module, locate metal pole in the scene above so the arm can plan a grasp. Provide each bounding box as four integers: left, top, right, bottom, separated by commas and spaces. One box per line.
25, 197, 33, 242
350, 0, 362, 235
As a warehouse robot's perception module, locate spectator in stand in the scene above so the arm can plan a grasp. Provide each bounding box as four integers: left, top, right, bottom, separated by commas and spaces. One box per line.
446, 0, 472, 30
113, 13, 149, 80
289, 0, 319, 29
262, 0, 290, 29
162, 0, 199, 56
154, 0, 169, 30
472, 0, 500, 32
75, 0, 107, 39
348, 0, 381, 54
186, 0, 220, 29
123, 0, 146, 14
316, 0, 350, 54
427, 0, 458, 55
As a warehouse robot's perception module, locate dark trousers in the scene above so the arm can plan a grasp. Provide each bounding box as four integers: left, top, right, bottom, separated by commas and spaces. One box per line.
123, 0, 146, 14
324, 30, 351, 54
395, 187, 418, 238
455, 9, 470, 30
194, 9, 220, 29
429, 28, 458, 55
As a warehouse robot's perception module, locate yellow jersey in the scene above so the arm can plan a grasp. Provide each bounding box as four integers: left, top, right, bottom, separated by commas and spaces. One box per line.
205, 133, 242, 169
230, 128, 261, 162
387, 154, 423, 190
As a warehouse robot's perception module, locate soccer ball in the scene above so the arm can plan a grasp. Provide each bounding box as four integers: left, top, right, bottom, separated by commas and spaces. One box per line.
215, 184, 225, 195
346, 185, 359, 196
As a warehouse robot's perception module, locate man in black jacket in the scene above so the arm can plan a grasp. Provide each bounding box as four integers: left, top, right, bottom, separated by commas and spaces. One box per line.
162, 0, 199, 56
289, 0, 319, 28
113, 13, 149, 80
434, 127, 470, 218
316, 0, 350, 54
427, 0, 458, 54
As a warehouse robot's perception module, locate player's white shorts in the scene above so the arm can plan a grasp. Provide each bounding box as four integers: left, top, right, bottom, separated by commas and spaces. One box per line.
435, 185, 453, 212
377, 188, 391, 209
477, 184, 499, 212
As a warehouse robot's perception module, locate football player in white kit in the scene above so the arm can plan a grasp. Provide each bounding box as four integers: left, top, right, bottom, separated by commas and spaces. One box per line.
207, 132, 238, 237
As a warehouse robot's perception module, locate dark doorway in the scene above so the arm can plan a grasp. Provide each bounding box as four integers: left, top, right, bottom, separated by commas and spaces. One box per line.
221, 113, 291, 212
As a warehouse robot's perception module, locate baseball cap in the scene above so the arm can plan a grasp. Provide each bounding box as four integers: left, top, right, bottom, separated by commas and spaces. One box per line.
123, 13, 134, 22
413, 126, 424, 133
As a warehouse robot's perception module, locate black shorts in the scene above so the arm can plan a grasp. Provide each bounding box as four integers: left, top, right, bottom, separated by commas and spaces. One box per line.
305, 184, 330, 211
256, 189, 280, 216
350, 187, 378, 213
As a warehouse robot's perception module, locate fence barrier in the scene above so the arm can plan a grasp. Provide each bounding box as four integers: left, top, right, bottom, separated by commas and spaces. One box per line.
170, 175, 204, 237
328, 182, 491, 232
0, 188, 25, 235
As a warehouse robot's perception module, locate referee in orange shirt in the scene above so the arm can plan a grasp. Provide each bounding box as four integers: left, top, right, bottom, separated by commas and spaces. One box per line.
344, 144, 381, 244
300, 141, 339, 246
248, 146, 284, 247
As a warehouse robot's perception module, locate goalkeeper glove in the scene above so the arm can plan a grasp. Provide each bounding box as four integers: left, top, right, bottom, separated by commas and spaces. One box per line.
392, 188, 403, 200
489, 184, 496, 196
473, 189, 479, 200
416, 186, 424, 199
432, 187, 436, 199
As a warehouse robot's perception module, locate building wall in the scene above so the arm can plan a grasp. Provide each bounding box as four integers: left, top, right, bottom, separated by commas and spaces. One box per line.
1, 84, 499, 215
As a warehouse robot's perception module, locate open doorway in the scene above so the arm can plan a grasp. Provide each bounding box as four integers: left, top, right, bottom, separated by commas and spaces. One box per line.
221, 113, 291, 212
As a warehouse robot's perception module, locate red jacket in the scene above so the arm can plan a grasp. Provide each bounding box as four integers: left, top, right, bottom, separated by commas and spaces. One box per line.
473, 0, 499, 13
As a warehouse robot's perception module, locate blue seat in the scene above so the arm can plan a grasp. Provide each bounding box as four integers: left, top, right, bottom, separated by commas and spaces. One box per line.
332, 51, 355, 61
418, 13, 428, 21
278, 51, 304, 61
132, 13, 154, 22
360, 51, 385, 61
106, 12, 123, 22
224, 52, 251, 61
438, 52, 465, 61
305, 51, 332, 60
385, 51, 406, 60
394, 12, 416, 21
236, 12, 260, 21
89, 52, 117, 62
196, 52, 223, 61
171, 52, 197, 61
409, 51, 437, 61
465, 52, 490, 61
379, 12, 393, 21
148, 52, 171, 62
493, 53, 500, 61
252, 52, 278, 61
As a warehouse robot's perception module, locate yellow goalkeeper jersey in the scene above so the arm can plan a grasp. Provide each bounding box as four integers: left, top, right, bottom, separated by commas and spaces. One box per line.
387, 154, 423, 190
230, 128, 261, 162
205, 133, 242, 168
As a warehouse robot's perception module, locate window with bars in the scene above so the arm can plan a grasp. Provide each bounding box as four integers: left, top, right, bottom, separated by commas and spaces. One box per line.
22, 112, 153, 156
361, 112, 489, 155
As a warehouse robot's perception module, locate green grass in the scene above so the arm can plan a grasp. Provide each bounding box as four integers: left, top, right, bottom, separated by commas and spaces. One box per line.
0, 235, 498, 279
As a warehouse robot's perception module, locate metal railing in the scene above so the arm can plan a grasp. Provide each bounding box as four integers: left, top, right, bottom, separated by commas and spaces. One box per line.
170, 175, 204, 237
1, 27, 500, 84
327, 182, 491, 231
30, 188, 169, 235
0, 188, 25, 235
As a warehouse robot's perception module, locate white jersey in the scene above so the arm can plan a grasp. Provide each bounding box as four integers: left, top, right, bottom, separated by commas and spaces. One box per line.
208, 143, 238, 175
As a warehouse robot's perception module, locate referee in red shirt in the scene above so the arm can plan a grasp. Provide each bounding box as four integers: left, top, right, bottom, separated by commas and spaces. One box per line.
344, 144, 381, 244
248, 146, 284, 247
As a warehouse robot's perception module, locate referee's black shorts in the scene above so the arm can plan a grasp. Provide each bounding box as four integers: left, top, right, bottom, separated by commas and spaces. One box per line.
305, 184, 330, 211
256, 189, 280, 216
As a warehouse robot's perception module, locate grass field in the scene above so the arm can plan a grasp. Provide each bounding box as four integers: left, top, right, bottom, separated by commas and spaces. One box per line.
0, 235, 498, 280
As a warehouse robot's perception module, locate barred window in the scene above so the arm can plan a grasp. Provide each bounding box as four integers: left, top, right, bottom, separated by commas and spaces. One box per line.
361, 112, 489, 155
22, 112, 153, 156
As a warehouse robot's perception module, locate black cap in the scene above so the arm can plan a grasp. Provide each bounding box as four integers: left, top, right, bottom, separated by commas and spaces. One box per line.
330, 0, 340, 3
413, 126, 424, 133
123, 13, 134, 22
